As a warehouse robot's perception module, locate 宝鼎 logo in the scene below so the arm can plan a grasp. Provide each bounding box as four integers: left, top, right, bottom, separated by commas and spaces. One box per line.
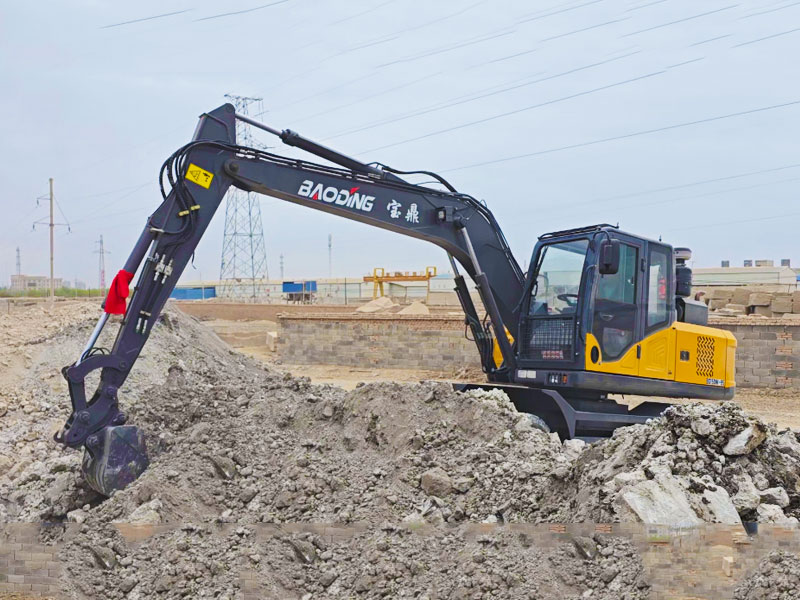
298, 180, 374, 212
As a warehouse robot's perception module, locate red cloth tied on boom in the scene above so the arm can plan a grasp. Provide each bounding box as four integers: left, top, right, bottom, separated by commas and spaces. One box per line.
104, 269, 134, 315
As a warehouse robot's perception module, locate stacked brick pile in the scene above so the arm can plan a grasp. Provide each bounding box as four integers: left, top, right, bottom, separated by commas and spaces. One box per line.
704, 289, 800, 319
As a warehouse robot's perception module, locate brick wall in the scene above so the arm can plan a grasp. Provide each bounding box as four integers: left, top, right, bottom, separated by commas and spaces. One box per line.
711, 318, 800, 388
0, 524, 62, 598
278, 314, 800, 389
278, 314, 481, 371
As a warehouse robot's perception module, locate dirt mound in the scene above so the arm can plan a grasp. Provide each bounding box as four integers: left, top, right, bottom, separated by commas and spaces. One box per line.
354, 296, 397, 313
734, 551, 800, 599
0, 301, 238, 522
398, 301, 430, 315
68, 377, 568, 527
557, 403, 800, 525
59, 524, 650, 600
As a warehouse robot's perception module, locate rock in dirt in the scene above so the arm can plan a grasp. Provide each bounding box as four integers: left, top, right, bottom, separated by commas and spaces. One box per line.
723, 422, 767, 456
420, 466, 452, 497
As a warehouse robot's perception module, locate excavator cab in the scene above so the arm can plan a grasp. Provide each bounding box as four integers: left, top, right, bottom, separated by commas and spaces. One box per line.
513, 224, 736, 402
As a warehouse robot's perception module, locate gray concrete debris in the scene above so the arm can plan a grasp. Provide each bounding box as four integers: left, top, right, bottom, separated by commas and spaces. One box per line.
734, 551, 800, 600
723, 423, 768, 456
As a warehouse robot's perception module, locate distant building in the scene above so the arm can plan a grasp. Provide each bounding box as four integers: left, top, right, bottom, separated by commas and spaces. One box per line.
10, 274, 63, 292
693, 266, 797, 291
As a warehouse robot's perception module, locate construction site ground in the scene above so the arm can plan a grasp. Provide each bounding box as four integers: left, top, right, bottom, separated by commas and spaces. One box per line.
200, 308, 800, 431
3, 300, 800, 599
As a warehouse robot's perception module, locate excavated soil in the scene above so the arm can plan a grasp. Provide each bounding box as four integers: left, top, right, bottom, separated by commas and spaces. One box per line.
2, 302, 800, 598
734, 551, 800, 599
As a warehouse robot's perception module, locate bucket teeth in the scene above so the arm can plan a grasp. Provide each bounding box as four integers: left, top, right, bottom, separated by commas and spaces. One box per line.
81, 425, 149, 496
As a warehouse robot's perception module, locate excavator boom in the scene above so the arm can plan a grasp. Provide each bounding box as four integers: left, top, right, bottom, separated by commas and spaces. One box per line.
56, 104, 527, 494
56, 103, 733, 496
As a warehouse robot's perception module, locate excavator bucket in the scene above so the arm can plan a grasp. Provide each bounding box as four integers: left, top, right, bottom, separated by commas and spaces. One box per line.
81, 425, 149, 496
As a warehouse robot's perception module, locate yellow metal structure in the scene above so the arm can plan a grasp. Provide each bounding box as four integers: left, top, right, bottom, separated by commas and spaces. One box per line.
584, 323, 736, 390
493, 327, 515, 369
364, 266, 437, 298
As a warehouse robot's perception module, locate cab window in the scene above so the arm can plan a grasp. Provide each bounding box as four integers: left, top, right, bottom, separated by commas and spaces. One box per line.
647, 246, 671, 329
529, 239, 588, 315
593, 243, 638, 359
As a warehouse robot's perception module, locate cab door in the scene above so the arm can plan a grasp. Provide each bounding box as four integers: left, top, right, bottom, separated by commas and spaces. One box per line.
589, 238, 642, 375
637, 243, 676, 380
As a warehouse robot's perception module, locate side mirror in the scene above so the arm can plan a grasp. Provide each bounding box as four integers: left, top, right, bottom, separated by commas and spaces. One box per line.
599, 239, 620, 275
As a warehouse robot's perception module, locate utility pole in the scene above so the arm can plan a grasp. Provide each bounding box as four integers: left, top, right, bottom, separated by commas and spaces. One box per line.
49, 178, 55, 302
280, 253, 284, 280
15, 247, 21, 275
328, 234, 332, 278
33, 179, 69, 300
94, 236, 110, 293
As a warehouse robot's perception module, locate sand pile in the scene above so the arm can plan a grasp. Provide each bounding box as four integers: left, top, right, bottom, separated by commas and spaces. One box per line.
734, 551, 800, 599
354, 296, 397, 313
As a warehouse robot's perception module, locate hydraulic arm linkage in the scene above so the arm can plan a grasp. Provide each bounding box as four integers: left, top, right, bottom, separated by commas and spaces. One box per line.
56, 103, 525, 495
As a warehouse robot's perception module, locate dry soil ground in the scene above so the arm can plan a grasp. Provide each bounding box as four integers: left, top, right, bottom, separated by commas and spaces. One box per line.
3, 301, 800, 599
203, 315, 800, 431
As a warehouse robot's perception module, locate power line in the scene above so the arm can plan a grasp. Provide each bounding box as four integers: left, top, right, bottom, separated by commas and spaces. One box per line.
518, 0, 605, 23
291, 72, 442, 126
621, 5, 738, 37
377, 29, 516, 68
554, 176, 800, 222
626, 0, 668, 12
194, 0, 291, 22
739, 1, 800, 18
546, 162, 800, 211
689, 34, 732, 46
360, 69, 667, 154
733, 26, 800, 47
664, 208, 800, 232
100, 9, 192, 29
329, 0, 397, 25
324, 51, 640, 141
442, 99, 800, 172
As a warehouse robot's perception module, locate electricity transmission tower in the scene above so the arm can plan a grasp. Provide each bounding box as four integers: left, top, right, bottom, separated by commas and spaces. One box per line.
94, 235, 110, 293
218, 94, 269, 300
15, 247, 21, 275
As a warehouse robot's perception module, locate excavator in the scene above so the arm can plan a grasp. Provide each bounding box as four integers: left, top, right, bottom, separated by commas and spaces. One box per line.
55, 103, 737, 495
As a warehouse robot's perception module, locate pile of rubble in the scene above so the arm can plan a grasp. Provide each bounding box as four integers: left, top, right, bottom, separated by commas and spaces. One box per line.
734, 551, 800, 600
703, 288, 800, 318
3, 302, 800, 598
59, 523, 650, 600
560, 402, 800, 526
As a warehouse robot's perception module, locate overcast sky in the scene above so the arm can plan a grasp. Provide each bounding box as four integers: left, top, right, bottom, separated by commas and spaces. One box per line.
1, 0, 798, 287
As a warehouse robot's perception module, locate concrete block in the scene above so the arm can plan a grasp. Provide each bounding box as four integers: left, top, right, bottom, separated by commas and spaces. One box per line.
711, 288, 734, 300
749, 306, 773, 317
709, 298, 729, 310
771, 299, 793, 313
732, 288, 753, 305
748, 292, 773, 307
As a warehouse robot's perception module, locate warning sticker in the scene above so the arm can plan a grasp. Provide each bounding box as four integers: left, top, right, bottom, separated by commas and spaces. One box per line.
185, 163, 214, 189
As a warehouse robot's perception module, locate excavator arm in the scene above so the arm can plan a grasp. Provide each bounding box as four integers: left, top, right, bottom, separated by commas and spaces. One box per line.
55, 103, 526, 495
